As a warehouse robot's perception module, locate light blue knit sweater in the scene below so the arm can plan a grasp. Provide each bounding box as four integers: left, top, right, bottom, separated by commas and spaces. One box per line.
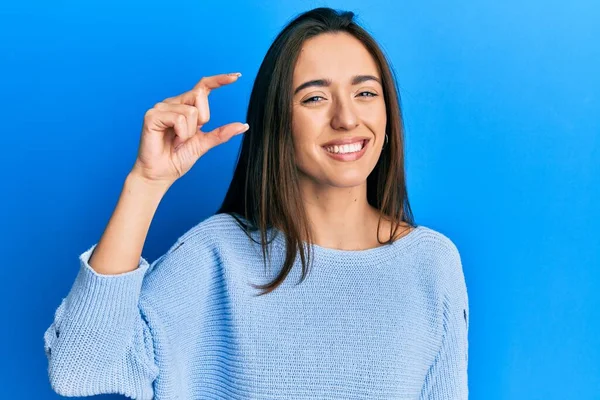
44, 212, 469, 399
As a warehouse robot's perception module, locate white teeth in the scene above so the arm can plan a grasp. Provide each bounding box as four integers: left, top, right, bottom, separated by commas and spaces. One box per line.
325, 141, 364, 154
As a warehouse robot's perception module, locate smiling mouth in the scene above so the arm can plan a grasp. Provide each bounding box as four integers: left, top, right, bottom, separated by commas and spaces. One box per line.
322, 139, 368, 154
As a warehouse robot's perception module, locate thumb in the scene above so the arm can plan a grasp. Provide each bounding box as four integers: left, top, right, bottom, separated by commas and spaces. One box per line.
181, 122, 249, 158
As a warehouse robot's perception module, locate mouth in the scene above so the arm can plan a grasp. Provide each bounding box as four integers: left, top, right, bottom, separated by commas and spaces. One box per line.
321, 139, 370, 161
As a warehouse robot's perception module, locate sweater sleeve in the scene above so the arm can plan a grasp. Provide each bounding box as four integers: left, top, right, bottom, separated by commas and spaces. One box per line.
43, 243, 169, 399
419, 242, 470, 400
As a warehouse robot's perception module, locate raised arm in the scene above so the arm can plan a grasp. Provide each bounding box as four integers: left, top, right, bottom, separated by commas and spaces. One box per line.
43, 73, 249, 398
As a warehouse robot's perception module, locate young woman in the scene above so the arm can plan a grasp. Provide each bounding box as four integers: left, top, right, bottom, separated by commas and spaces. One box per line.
44, 7, 469, 399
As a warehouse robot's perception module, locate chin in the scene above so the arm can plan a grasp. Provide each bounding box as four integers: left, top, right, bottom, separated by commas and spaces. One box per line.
322, 172, 369, 188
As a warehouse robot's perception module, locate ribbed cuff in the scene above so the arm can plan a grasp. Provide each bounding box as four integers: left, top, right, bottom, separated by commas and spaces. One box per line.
62, 243, 151, 330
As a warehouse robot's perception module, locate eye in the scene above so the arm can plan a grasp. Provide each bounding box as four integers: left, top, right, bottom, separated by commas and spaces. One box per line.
357, 91, 377, 98
302, 96, 325, 104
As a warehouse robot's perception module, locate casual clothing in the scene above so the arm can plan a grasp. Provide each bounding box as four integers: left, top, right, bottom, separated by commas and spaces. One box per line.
44, 212, 469, 399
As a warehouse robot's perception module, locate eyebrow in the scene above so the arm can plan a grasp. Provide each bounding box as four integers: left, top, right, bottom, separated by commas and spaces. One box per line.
293, 74, 381, 95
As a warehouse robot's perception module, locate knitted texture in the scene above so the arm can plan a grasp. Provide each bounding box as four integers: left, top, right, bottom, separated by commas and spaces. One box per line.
44, 212, 469, 399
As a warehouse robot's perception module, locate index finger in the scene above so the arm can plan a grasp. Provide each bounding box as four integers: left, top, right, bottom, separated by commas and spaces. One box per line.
193, 72, 242, 94
163, 72, 242, 127
163, 73, 241, 104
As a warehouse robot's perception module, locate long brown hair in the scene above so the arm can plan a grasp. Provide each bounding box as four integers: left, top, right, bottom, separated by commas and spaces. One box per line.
217, 7, 416, 296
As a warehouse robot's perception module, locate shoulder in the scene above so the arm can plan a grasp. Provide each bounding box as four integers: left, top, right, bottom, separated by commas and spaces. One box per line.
165, 213, 246, 251
145, 213, 246, 273
412, 225, 467, 298
415, 225, 462, 264
142, 213, 248, 296
380, 218, 458, 262
411, 225, 469, 330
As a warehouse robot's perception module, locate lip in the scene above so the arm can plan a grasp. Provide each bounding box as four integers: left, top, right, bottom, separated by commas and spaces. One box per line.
321, 139, 370, 162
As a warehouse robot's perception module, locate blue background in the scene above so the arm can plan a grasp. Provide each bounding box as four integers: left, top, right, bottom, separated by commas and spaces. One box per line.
1, 0, 598, 399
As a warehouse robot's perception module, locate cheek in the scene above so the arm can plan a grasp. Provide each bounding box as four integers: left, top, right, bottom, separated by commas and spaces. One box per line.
293, 106, 324, 129
292, 134, 318, 167
292, 108, 325, 153
362, 104, 387, 135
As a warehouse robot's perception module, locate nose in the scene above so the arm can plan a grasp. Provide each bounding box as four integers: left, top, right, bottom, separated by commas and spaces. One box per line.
330, 97, 359, 131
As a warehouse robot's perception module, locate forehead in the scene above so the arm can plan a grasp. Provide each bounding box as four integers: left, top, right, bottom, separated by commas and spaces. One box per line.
293, 32, 380, 82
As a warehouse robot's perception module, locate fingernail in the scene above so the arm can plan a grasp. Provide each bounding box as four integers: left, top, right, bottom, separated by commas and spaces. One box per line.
228, 72, 242, 77
242, 123, 250, 130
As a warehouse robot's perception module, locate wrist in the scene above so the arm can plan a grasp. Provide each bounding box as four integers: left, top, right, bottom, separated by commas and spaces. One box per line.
125, 170, 171, 199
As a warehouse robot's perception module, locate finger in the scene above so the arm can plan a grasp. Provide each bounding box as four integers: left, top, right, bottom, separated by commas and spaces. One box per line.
190, 73, 242, 127
200, 122, 249, 152
165, 73, 242, 127
192, 72, 242, 94
145, 109, 189, 147
153, 102, 197, 141
185, 122, 248, 157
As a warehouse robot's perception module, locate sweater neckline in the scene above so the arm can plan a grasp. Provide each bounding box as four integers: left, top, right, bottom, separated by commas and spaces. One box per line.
269, 224, 425, 265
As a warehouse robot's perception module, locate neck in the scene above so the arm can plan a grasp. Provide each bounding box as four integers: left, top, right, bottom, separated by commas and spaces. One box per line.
298, 177, 384, 251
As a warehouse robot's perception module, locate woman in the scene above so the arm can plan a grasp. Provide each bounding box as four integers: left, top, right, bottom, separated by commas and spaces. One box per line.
44, 7, 469, 399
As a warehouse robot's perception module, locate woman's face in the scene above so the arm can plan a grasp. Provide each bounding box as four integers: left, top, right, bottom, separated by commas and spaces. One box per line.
291, 32, 387, 188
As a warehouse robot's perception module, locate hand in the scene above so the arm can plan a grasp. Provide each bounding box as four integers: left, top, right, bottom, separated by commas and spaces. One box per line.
131, 73, 249, 186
